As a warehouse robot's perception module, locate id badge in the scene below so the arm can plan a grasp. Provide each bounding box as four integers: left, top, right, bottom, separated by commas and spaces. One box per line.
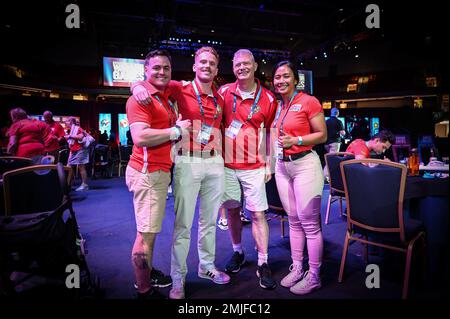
225, 119, 243, 140
196, 123, 213, 145
274, 142, 283, 160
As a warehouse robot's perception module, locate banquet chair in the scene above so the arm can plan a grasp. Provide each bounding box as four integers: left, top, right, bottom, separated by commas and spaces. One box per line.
324, 152, 354, 224
2, 164, 72, 215
265, 174, 288, 238
0, 156, 33, 179
118, 145, 132, 177
338, 159, 426, 299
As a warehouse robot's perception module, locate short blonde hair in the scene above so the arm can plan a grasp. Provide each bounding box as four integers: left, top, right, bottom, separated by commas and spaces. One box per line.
233, 49, 255, 63
195, 46, 219, 64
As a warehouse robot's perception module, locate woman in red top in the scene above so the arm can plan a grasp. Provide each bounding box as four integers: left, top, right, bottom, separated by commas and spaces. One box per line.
272, 61, 327, 295
65, 117, 90, 191
7, 107, 50, 161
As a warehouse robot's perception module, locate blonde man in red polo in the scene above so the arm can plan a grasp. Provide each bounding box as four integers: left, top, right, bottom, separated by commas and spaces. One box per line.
132, 47, 230, 299
219, 49, 277, 290
126, 49, 191, 299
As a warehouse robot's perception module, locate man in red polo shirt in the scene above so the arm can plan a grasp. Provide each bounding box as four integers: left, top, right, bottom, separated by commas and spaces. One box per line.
43, 111, 65, 155
126, 49, 191, 299
132, 47, 231, 299
346, 130, 395, 159
218, 49, 277, 289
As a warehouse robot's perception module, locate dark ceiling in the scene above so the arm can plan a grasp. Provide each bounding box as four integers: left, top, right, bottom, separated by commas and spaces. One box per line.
1, 0, 445, 64
0, 0, 447, 98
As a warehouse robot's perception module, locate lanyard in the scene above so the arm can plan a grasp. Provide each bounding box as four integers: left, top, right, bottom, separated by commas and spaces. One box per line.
232, 84, 262, 124
192, 80, 220, 123
272, 90, 299, 133
154, 95, 177, 126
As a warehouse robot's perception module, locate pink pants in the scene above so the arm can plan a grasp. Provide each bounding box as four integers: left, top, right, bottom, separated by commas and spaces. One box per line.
275, 151, 324, 273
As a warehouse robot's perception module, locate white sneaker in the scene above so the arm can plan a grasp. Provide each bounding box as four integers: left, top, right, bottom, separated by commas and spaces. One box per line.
289, 270, 321, 295
280, 264, 305, 288
169, 280, 185, 299
198, 268, 230, 284
75, 184, 89, 192
217, 217, 228, 230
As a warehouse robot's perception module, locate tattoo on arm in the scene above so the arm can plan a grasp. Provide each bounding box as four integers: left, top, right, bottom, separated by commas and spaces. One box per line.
132, 253, 149, 270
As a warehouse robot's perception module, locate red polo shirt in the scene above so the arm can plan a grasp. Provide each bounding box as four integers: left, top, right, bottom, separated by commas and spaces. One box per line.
46, 121, 65, 152
219, 80, 276, 170
127, 82, 177, 173
68, 126, 85, 152
134, 79, 224, 153
8, 118, 50, 158
346, 139, 370, 158
273, 92, 323, 156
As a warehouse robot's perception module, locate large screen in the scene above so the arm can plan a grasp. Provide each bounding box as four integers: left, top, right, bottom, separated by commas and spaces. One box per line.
370, 117, 380, 137
297, 70, 313, 95
118, 113, 129, 146
346, 115, 370, 140
103, 57, 145, 87
99, 113, 112, 137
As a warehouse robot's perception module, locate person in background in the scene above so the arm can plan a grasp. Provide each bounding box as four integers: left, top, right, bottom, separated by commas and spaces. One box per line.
272, 60, 327, 295
43, 110, 66, 156
99, 130, 108, 145
65, 116, 90, 191
7, 107, 51, 162
346, 130, 395, 160
126, 129, 134, 146
323, 107, 346, 180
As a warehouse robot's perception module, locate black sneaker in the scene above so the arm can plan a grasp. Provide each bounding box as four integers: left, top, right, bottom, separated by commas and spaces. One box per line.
240, 210, 251, 224
136, 287, 166, 299
225, 252, 245, 273
256, 263, 277, 290
151, 268, 173, 288
134, 268, 172, 289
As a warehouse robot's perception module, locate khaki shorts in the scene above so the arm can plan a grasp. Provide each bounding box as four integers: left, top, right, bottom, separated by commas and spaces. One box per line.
125, 166, 171, 233
221, 167, 268, 212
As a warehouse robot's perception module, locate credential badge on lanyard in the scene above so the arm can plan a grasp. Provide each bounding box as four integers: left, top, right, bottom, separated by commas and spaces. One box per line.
225, 85, 262, 140
272, 90, 298, 159
192, 81, 220, 145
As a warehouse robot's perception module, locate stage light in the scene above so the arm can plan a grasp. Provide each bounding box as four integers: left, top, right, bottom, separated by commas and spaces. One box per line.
355, 54, 359, 58
198, 40, 201, 43
211, 29, 215, 33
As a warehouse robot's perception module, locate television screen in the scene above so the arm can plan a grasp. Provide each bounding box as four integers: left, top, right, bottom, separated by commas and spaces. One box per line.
346, 115, 370, 140
99, 113, 112, 137
103, 57, 145, 87
296, 70, 313, 95
118, 113, 129, 146
370, 117, 379, 137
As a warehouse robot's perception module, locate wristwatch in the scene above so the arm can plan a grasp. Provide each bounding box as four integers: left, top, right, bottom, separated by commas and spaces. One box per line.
170, 126, 181, 141
297, 136, 303, 146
